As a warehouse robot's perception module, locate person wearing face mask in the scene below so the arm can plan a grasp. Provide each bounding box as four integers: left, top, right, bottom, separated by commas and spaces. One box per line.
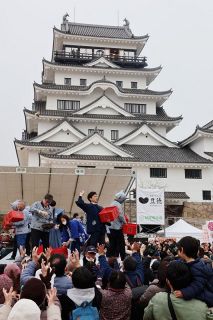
59, 215, 72, 248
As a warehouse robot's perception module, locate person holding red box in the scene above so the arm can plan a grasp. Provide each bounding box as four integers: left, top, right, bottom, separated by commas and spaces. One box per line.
108, 190, 127, 261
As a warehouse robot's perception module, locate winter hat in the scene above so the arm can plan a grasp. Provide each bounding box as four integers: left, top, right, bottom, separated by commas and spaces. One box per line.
114, 190, 127, 203
0, 274, 13, 304
8, 299, 41, 320
10, 200, 20, 210
20, 278, 46, 307
4, 263, 21, 280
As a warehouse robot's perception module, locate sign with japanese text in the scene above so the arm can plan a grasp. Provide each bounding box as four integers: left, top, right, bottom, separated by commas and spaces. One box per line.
136, 188, 165, 225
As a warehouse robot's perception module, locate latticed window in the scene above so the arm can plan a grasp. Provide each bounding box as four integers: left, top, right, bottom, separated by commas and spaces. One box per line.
150, 168, 167, 178
124, 103, 146, 114
203, 190, 211, 200
185, 169, 202, 179
57, 100, 80, 110
111, 130, 119, 140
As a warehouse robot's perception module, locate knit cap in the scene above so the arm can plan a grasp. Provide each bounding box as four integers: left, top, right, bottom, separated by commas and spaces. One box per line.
20, 278, 46, 307
0, 274, 13, 304
8, 299, 41, 320
114, 190, 127, 203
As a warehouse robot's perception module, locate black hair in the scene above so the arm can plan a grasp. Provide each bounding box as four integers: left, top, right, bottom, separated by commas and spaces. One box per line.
44, 194, 53, 202
177, 236, 199, 259
73, 213, 79, 219
123, 256, 137, 272
87, 191, 97, 202
59, 214, 70, 229
166, 261, 192, 290
109, 271, 126, 290
157, 256, 175, 288
49, 254, 66, 277
72, 267, 95, 289
50, 200, 56, 207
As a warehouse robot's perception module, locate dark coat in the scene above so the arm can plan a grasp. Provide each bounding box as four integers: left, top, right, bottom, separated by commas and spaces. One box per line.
181, 258, 213, 307
75, 196, 105, 234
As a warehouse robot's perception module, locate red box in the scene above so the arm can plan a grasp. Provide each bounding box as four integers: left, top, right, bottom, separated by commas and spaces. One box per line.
123, 223, 137, 235
51, 246, 68, 259
99, 206, 119, 223
7, 210, 24, 223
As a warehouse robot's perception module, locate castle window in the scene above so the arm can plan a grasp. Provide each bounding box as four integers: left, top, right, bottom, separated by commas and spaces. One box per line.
124, 103, 146, 114
202, 190, 211, 200
150, 168, 167, 178
57, 100, 80, 110
185, 169, 202, 179
116, 81, 123, 88
131, 82, 137, 89
80, 79, 87, 86
111, 130, 119, 140
64, 78, 71, 85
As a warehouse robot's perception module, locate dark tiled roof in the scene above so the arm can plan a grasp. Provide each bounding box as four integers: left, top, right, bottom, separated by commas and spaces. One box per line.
24, 107, 182, 122
29, 120, 86, 142
165, 192, 190, 199
56, 131, 134, 157
205, 152, 213, 157
43, 59, 161, 73
116, 123, 177, 146
40, 144, 212, 164
201, 120, 213, 130
179, 126, 213, 146
34, 81, 172, 96
15, 139, 72, 147
121, 145, 212, 163
55, 25, 148, 40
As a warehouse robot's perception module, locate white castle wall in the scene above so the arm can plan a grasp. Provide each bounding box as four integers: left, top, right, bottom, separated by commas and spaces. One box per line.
136, 166, 213, 202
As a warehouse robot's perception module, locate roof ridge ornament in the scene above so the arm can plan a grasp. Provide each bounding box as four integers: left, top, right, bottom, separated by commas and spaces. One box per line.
62, 13, 70, 32
123, 18, 130, 28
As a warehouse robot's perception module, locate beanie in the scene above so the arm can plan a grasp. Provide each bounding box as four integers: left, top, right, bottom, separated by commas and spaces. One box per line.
20, 278, 46, 307
8, 299, 41, 320
114, 190, 127, 203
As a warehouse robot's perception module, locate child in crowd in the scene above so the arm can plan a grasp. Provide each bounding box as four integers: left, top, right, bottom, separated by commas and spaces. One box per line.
175, 236, 213, 307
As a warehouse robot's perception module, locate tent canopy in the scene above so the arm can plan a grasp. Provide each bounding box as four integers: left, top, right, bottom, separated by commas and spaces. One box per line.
165, 219, 202, 241
0, 166, 133, 216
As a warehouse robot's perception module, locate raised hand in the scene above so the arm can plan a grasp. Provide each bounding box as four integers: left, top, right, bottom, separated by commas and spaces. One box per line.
97, 243, 105, 255
3, 287, 14, 306
46, 287, 57, 306
79, 190, 85, 197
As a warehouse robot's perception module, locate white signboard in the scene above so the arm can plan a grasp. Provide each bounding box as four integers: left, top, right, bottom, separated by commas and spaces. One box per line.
136, 188, 165, 225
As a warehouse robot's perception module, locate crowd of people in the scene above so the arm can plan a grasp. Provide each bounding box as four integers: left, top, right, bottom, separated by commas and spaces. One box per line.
0, 190, 212, 319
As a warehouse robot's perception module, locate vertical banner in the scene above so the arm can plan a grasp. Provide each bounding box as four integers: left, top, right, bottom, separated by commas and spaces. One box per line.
136, 188, 165, 225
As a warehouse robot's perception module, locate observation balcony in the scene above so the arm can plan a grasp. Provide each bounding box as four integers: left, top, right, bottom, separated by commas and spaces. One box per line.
53, 51, 147, 68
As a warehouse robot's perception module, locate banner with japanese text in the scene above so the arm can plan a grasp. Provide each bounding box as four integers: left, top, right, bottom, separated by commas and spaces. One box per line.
136, 188, 165, 225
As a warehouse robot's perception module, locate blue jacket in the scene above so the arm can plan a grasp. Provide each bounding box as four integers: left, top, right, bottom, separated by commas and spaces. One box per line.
60, 224, 71, 243
70, 218, 85, 239
181, 258, 213, 307
20, 260, 72, 295
98, 252, 144, 287
75, 196, 105, 234
124, 252, 145, 287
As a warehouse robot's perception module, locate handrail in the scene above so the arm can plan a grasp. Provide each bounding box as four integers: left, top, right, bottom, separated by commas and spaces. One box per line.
53, 51, 147, 64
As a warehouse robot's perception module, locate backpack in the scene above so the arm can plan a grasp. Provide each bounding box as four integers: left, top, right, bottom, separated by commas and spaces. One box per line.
71, 301, 99, 320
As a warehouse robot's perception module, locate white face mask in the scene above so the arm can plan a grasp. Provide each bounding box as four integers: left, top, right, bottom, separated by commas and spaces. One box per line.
86, 257, 95, 262
62, 221, 67, 225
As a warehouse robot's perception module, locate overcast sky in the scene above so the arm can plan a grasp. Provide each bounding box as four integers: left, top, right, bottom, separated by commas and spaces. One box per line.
0, 0, 213, 165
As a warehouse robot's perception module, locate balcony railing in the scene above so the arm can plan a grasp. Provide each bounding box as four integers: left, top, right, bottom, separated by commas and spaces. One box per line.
54, 51, 147, 68
32, 101, 46, 113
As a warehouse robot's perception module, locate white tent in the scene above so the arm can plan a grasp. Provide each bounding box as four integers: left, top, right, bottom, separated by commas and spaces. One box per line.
165, 219, 202, 241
